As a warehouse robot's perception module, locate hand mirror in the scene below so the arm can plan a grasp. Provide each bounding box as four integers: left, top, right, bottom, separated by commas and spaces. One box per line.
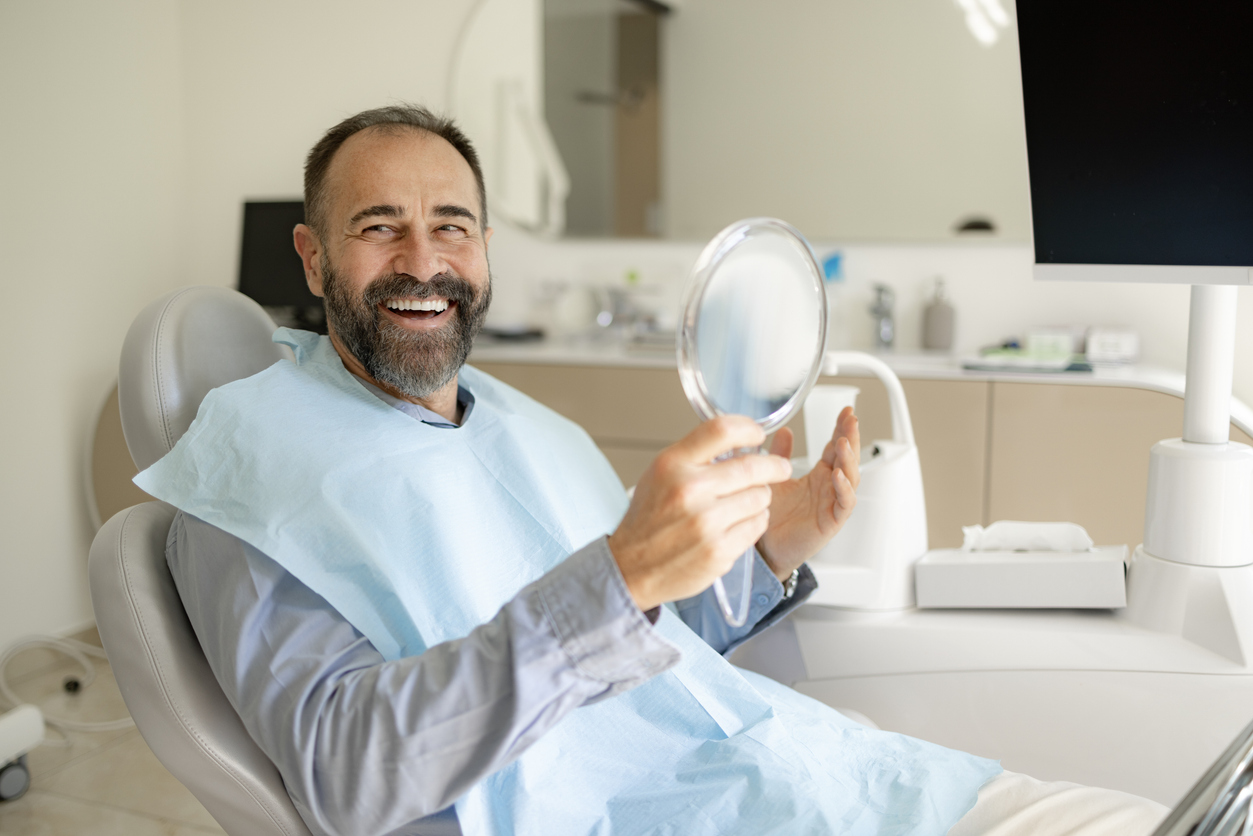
677, 218, 828, 626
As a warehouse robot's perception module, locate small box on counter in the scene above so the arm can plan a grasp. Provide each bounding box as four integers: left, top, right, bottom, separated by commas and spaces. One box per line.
914, 545, 1128, 609
1085, 328, 1140, 364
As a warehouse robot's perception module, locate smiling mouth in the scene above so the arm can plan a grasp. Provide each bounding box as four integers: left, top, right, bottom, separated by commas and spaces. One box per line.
382, 297, 455, 322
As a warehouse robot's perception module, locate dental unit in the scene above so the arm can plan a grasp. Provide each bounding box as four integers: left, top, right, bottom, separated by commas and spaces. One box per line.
732, 0, 1253, 808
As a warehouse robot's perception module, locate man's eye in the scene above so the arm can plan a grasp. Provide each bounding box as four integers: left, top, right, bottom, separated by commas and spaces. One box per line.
438, 224, 466, 234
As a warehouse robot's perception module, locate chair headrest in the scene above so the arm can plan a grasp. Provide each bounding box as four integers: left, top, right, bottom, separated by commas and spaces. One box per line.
119, 286, 292, 471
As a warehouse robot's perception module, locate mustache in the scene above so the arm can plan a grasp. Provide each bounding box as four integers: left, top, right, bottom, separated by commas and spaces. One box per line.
362, 272, 479, 309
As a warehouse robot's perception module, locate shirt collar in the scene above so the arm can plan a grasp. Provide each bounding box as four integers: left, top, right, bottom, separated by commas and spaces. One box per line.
357, 378, 476, 428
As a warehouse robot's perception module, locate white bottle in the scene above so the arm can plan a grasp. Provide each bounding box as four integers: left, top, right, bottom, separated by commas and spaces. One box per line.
922, 277, 955, 351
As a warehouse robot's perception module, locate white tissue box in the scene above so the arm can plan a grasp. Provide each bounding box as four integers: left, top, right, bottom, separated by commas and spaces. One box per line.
1085, 328, 1140, 364
915, 546, 1128, 609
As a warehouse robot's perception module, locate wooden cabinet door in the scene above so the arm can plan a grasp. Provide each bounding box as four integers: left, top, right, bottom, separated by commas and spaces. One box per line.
985, 383, 1253, 550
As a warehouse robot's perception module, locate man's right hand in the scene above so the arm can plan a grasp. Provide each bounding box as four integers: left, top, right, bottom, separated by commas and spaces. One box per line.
607, 415, 793, 613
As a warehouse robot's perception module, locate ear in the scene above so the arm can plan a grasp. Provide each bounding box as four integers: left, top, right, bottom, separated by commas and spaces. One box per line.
293, 224, 326, 297
483, 225, 493, 246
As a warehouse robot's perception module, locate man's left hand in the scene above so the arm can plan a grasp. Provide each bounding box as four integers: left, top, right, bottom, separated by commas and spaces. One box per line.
757, 407, 861, 581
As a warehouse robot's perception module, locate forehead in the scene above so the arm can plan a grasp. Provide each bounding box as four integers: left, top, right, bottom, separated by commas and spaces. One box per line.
323, 126, 479, 220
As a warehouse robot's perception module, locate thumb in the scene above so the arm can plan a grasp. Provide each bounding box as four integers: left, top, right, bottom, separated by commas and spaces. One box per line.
769, 427, 794, 460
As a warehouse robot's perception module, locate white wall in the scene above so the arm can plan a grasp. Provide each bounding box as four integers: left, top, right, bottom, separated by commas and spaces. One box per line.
2, 0, 1249, 653
0, 0, 473, 649
485, 229, 1253, 411
178, 0, 468, 290
661, 0, 1031, 242
0, 0, 186, 647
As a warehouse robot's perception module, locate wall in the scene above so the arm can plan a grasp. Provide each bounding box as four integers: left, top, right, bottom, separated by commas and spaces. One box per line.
544, 11, 615, 236
0, 0, 187, 647
0, 0, 474, 649
2, 0, 1250, 653
484, 229, 1253, 412
177, 0, 469, 290
661, 0, 1031, 242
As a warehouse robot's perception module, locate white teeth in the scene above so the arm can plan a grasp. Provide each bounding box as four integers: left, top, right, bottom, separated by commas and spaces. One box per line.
385, 298, 449, 312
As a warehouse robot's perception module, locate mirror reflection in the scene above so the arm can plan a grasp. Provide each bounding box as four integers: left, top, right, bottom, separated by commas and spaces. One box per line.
682, 219, 826, 431
542, 0, 1030, 242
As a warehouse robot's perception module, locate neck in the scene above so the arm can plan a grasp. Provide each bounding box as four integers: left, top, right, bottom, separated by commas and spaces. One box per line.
327, 329, 462, 423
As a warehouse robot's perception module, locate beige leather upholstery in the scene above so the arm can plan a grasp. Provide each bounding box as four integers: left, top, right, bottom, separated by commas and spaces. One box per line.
89, 286, 313, 836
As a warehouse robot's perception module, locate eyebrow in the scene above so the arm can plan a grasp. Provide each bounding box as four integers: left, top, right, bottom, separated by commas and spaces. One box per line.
347, 203, 479, 228
348, 204, 403, 226
433, 203, 478, 227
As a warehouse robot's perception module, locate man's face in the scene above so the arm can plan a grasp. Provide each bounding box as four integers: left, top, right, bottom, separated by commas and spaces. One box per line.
299, 127, 492, 400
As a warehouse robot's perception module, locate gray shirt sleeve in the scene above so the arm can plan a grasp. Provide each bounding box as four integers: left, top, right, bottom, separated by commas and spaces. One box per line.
168, 518, 815, 836
168, 512, 680, 836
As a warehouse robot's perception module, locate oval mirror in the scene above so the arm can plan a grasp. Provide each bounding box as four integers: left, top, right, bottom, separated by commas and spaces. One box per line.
677, 217, 828, 625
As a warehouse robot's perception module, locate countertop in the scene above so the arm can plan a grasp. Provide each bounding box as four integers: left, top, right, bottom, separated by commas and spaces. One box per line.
468, 337, 1253, 437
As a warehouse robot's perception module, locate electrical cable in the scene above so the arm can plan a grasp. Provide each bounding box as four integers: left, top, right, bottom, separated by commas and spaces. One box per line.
0, 635, 135, 738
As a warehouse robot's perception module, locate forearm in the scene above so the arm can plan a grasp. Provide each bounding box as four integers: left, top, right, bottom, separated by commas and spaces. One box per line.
168, 514, 678, 836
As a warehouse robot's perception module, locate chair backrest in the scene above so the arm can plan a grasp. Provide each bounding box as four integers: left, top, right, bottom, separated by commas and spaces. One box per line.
117, 285, 291, 470
88, 286, 312, 836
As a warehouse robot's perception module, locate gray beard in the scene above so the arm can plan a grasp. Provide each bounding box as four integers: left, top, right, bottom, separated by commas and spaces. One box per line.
321, 262, 492, 400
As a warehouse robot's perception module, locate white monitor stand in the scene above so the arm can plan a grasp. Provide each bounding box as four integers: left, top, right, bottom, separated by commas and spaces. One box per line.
734, 283, 1253, 808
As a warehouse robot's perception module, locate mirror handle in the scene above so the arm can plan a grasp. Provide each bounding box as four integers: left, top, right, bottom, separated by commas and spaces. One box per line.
820, 351, 915, 448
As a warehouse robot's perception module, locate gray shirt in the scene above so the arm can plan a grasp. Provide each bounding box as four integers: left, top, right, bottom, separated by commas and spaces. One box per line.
165, 380, 815, 836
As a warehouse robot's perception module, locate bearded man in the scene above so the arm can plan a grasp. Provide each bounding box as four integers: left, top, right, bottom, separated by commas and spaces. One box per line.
137, 105, 1168, 836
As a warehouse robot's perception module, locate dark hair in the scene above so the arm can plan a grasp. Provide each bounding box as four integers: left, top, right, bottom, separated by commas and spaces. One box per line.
303, 103, 487, 238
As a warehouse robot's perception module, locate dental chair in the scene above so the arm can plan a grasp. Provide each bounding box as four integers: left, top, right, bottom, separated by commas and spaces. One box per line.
87, 286, 314, 836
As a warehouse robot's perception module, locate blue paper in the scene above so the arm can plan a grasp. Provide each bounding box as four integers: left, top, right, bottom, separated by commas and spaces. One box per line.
137, 329, 1000, 835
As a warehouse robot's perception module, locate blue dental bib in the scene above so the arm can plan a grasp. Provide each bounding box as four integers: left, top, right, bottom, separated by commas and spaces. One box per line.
137, 329, 999, 836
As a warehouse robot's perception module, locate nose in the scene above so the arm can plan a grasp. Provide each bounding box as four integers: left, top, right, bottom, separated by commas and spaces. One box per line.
392, 227, 451, 281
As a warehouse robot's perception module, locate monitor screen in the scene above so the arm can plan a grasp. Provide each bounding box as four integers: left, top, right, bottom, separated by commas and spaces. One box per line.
1017, 0, 1253, 268
237, 201, 321, 307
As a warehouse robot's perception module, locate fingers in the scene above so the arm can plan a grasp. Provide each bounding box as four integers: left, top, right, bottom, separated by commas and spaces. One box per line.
834, 436, 860, 490
838, 406, 861, 451
723, 508, 772, 558
703, 449, 792, 496
704, 483, 773, 532
838, 408, 861, 487
768, 427, 794, 461
820, 408, 860, 489
832, 466, 857, 515
670, 415, 766, 466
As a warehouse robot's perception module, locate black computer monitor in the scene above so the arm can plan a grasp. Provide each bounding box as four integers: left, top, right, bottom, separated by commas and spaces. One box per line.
1017, 0, 1253, 284
237, 200, 326, 330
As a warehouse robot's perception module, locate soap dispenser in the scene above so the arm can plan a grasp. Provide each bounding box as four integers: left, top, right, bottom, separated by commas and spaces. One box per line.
922, 277, 955, 351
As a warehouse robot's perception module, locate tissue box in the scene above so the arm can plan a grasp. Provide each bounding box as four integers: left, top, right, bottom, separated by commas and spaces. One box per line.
1086, 328, 1140, 363
915, 546, 1127, 609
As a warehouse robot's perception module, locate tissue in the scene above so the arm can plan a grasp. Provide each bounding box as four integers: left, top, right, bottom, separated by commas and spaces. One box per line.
961, 521, 1094, 552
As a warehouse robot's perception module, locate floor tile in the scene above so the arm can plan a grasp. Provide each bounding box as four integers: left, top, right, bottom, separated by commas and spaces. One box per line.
38, 731, 221, 830
6, 657, 134, 778
0, 789, 225, 835
25, 725, 134, 780
2, 626, 225, 834
2, 629, 102, 686
9, 659, 131, 730
3, 648, 71, 687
